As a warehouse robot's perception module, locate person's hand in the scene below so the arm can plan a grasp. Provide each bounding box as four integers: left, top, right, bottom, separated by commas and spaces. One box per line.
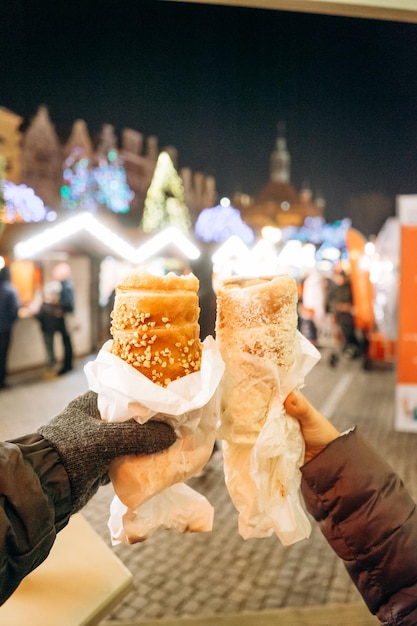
284, 390, 340, 463
38, 391, 176, 512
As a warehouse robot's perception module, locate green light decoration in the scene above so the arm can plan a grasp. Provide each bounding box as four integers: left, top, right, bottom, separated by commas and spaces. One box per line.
61, 148, 133, 213
61, 185, 71, 199
141, 151, 191, 233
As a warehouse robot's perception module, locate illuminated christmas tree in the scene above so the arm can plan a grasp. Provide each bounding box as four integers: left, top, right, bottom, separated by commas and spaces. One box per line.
141, 151, 191, 233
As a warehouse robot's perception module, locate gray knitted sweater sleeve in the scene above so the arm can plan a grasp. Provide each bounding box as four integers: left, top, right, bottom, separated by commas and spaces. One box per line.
37, 391, 176, 513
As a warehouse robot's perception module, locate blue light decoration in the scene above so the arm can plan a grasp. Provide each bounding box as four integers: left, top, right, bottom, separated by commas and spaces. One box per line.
62, 148, 96, 212
1, 180, 47, 223
61, 148, 133, 213
195, 201, 255, 244
281, 216, 352, 257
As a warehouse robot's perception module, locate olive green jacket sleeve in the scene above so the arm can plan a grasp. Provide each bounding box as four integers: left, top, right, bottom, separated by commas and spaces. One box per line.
0, 434, 72, 605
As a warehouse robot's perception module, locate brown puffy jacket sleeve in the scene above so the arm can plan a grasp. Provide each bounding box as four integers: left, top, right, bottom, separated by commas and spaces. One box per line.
301, 428, 417, 625
0, 435, 72, 605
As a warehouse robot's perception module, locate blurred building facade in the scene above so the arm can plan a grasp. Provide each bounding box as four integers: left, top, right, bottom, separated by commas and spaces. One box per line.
1, 106, 328, 234
0, 107, 23, 184
233, 126, 325, 235
0, 105, 218, 226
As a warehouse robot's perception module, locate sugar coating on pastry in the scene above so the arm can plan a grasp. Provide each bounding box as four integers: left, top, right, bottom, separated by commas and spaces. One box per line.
110, 271, 203, 386
216, 274, 299, 371
216, 274, 299, 444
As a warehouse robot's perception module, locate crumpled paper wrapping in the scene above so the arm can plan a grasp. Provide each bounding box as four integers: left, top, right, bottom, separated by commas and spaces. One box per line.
84, 336, 225, 545
219, 331, 320, 545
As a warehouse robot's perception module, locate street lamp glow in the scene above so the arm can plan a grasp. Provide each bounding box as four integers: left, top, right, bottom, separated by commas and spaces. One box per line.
365, 241, 375, 255
261, 226, 282, 243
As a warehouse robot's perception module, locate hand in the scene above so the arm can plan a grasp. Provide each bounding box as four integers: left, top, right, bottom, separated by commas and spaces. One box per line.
38, 391, 176, 512
284, 391, 340, 463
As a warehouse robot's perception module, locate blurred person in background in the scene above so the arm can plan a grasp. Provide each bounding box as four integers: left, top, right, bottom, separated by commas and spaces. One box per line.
0, 266, 19, 390
298, 269, 326, 347
35, 280, 63, 379
326, 268, 361, 365
52, 262, 75, 375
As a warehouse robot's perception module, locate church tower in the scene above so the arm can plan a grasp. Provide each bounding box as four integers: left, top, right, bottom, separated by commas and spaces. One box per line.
270, 121, 290, 183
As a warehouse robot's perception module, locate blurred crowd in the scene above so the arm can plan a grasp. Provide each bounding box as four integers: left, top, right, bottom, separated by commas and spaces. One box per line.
0, 256, 382, 391
0, 261, 75, 389
297, 265, 366, 366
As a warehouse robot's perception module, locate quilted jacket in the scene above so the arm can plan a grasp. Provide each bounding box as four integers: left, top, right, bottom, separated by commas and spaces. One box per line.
301, 428, 417, 625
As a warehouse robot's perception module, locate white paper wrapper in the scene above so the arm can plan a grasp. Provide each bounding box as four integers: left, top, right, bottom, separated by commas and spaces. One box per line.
220, 331, 320, 545
84, 336, 225, 545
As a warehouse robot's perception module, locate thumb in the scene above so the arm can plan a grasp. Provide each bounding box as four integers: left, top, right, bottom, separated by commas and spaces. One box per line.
284, 391, 323, 425
101, 419, 177, 458
284, 390, 340, 463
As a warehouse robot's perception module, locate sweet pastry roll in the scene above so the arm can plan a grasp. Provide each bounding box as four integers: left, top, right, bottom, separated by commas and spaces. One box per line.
216, 274, 299, 443
110, 271, 203, 386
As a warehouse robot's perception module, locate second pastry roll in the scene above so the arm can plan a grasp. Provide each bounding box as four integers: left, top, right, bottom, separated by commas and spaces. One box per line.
216, 274, 299, 444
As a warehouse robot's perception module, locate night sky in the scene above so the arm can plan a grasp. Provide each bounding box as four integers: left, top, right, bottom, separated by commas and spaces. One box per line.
1, 0, 417, 227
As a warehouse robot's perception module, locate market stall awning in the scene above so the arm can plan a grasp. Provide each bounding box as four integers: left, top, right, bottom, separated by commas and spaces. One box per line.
166, 0, 417, 23
6, 213, 200, 263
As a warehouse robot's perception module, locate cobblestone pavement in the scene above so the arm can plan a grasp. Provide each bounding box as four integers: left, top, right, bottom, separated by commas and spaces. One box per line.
0, 348, 412, 625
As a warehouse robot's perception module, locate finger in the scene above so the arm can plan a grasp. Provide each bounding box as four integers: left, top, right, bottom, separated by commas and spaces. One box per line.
103, 419, 177, 455
284, 391, 315, 421
285, 391, 339, 434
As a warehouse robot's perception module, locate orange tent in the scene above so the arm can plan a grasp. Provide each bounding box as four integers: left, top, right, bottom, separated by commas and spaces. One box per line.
345, 228, 374, 332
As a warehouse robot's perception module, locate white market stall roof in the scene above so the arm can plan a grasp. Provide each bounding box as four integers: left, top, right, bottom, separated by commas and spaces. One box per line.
166, 0, 417, 23
12, 212, 200, 263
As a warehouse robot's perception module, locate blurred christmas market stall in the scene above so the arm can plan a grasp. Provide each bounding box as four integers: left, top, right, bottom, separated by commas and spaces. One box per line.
0, 105, 402, 375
